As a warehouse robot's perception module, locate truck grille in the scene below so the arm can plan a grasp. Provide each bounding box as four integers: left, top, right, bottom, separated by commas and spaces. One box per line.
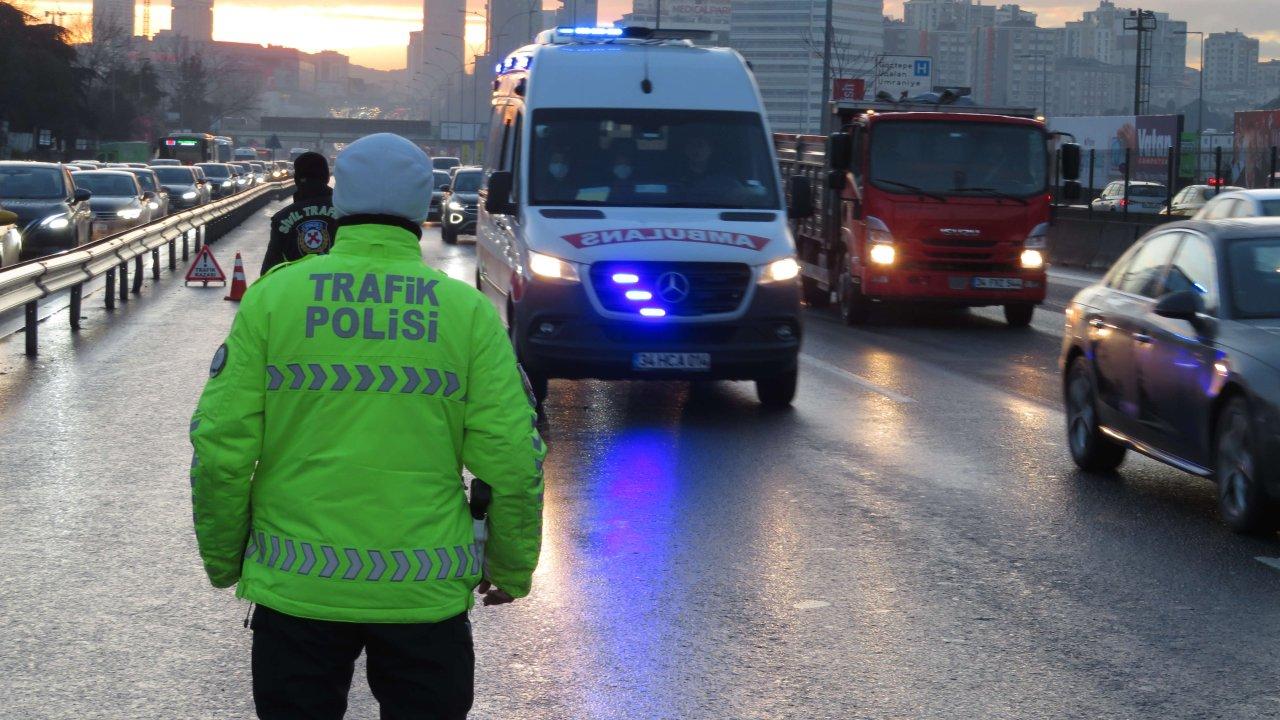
906, 238, 1018, 271
589, 261, 752, 317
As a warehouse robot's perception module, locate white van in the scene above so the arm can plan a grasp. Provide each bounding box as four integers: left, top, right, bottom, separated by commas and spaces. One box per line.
476, 26, 810, 407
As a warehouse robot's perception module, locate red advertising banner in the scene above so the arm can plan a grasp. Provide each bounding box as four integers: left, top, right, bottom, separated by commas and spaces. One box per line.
833, 78, 865, 103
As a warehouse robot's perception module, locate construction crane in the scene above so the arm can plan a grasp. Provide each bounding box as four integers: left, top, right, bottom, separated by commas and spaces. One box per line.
142, 0, 151, 38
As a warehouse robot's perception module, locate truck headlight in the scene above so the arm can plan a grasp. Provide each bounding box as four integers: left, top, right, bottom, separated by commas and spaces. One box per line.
1021, 249, 1045, 269
528, 251, 580, 282
40, 214, 70, 230
760, 257, 800, 283
869, 243, 896, 266
117, 207, 143, 220
182, 191, 198, 200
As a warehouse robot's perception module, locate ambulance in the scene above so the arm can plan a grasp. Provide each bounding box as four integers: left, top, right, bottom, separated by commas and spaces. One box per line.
475, 26, 810, 407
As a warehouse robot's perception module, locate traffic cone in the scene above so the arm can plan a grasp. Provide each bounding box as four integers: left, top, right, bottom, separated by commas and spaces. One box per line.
224, 253, 248, 301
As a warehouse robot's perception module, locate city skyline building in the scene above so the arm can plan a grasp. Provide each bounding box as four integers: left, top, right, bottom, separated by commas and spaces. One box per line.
92, 0, 134, 37
171, 0, 214, 42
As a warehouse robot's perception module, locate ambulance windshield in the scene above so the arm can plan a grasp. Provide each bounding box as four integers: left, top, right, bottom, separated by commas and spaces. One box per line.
529, 109, 781, 210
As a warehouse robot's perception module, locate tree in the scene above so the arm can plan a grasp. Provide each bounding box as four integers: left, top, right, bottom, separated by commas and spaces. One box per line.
0, 3, 89, 152
163, 38, 262, 131
803, 30, 880, 88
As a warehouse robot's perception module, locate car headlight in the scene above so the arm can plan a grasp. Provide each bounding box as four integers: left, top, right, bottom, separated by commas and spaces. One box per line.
117, 207, 143, 220
272, 171, 282, 178
182, 191, 198, 200
869, 243, 896, 265
221, 180, 232, 188
40, 214, 70, 230
760, 257, 801, 283
1021, 249, 1045, 269
528, 251, 580, 282
148, 201, 161, 210
448, 200, 466, 211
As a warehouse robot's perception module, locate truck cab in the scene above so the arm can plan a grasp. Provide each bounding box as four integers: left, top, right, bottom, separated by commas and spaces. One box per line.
779, 101, 1080, 326
476, 26, 808, 407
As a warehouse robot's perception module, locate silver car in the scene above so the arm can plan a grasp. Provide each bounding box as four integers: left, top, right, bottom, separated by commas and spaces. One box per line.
1091, 180, 1167, 214
1194, 188, 1280, 220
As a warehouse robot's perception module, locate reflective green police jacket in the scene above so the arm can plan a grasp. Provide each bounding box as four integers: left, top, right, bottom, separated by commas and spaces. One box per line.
190, 223, 545, 623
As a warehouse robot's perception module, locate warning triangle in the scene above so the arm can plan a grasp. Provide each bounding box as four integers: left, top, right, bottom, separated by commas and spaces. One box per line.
185, 245, 227, 286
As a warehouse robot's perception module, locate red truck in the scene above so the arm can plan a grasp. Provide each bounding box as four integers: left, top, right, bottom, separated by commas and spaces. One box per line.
776, 100, 1080, 326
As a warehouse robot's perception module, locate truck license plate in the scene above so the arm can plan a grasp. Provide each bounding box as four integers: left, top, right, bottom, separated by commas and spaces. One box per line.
973, 277, 1023, 290
633, 352, 711, 371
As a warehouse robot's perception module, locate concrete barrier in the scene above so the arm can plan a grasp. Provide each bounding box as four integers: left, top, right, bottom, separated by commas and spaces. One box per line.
1049, 208, 1170, 270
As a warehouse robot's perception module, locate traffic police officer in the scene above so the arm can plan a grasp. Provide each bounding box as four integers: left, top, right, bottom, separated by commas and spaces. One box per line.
261, 151, 339, 274
190, 133, 545, 719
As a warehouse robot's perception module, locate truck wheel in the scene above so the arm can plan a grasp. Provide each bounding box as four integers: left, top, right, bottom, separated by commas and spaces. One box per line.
802, 274, 830, 308
1215, 396, 1275, 533
1004, 303, 1035, 327
1065, 357, 1126, 472
442, 226, 458, 245
756, 368, 797, 408
838, 271, 870, 325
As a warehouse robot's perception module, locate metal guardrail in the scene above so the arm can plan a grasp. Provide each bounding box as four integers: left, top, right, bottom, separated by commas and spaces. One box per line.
0, 180, 293, 355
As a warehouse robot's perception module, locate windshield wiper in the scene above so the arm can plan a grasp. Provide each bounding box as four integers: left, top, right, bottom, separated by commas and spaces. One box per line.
876, 180, 947, 203
951, 186, 1029, 205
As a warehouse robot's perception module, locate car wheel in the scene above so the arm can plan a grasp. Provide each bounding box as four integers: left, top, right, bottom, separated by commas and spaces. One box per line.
1215, 397, 1274, 533
1004, 303, 1035, 327
838, 265, 870, 325
1065, 357, 1126, 472
756, 367, 798, 408
442, 226, 458, 245
507, 306, 548, 410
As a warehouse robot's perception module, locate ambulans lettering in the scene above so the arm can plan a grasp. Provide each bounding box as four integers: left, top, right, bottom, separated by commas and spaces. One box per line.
304, 273, 441, 342
561, 227, 770, 251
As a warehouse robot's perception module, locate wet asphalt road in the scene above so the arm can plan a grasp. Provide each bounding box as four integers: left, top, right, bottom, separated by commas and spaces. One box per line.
2, 203, 1279, 719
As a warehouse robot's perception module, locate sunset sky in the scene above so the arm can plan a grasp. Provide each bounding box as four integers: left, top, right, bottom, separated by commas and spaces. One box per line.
23, 1, 1280, 70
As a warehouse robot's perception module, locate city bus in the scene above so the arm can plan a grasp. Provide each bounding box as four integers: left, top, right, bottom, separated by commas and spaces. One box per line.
156, 133, 233, 165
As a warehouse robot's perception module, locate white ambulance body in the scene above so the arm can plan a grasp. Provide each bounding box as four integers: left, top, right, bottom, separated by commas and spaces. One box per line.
475, 26, 808, 407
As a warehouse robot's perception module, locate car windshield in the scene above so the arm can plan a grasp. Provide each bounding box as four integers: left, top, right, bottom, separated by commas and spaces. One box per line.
870, 120, 1048, 197
155, 167, 196, 183
452, 172, 481, 192
131, 172, 157, 192
75, 173, 138, 196
196, 164, 230, 179
0, 166, 66, 199
433, 158, 460, 169
433, 171, 450, 189
1128, 185, 1166, 198
1228, 239, 1280, 318
529, 108, 781, 209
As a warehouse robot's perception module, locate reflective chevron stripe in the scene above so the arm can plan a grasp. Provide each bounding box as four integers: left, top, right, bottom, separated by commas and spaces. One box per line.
247, 530, 477, 582
264, 364, 464, 398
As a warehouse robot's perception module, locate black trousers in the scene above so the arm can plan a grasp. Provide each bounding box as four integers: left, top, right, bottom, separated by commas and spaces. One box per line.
250, 605, 474, 720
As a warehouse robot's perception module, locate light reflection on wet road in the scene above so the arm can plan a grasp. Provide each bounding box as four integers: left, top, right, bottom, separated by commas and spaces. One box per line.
1, 205, 1279, 718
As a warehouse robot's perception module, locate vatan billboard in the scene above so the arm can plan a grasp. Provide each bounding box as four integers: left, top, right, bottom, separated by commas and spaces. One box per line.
1233, 110, 1280, 187
1048, 114, 1183, 188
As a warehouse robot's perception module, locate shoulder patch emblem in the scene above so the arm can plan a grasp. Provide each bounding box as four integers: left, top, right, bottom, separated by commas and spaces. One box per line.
210, 343, 228, 378
297, 219, 331, 254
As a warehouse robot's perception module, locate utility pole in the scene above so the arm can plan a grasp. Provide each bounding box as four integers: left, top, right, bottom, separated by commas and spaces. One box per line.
818, 0, 834, 134
1125, 9, 1157, 115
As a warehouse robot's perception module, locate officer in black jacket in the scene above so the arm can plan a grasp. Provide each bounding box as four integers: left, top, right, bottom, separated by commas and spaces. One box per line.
262, 152, 339, 274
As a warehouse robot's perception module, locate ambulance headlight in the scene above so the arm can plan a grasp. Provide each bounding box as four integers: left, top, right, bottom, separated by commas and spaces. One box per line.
528, 251, 580, 282
759, 257, 801, 284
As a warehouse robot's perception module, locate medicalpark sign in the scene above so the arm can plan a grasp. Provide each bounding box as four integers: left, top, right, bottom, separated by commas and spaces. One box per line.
873, 55, 933, 99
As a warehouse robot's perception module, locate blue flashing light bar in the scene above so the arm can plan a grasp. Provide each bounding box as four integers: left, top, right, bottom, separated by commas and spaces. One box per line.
612, 273, 640, 284
640, 307, 666, 317
558, 26, 623, 37
625, 290, 653, 301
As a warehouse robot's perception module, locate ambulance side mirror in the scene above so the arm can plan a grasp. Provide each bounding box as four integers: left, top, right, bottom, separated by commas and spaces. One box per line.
788, 176, 814, 220
484, 171, 517, 215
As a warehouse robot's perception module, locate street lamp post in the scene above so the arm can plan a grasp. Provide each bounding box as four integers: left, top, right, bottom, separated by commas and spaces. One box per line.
496, 6, 541, 57
1174, 29, 1205, 184
435, 45, 465, 126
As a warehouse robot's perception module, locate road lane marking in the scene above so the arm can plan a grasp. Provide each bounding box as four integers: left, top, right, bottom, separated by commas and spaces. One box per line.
1255, 557, 1280, 573
793, 600, 831, 610
800, 354, 915, 404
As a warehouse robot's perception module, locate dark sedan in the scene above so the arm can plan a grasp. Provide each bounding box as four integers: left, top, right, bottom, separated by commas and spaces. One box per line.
1062, 219, 1280, 532
0, 161, 92, 258
440, 167, 481, 244
154, 166, 210, 209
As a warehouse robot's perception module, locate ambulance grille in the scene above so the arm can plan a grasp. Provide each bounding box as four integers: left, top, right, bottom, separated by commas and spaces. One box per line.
589, 262, 752, 317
